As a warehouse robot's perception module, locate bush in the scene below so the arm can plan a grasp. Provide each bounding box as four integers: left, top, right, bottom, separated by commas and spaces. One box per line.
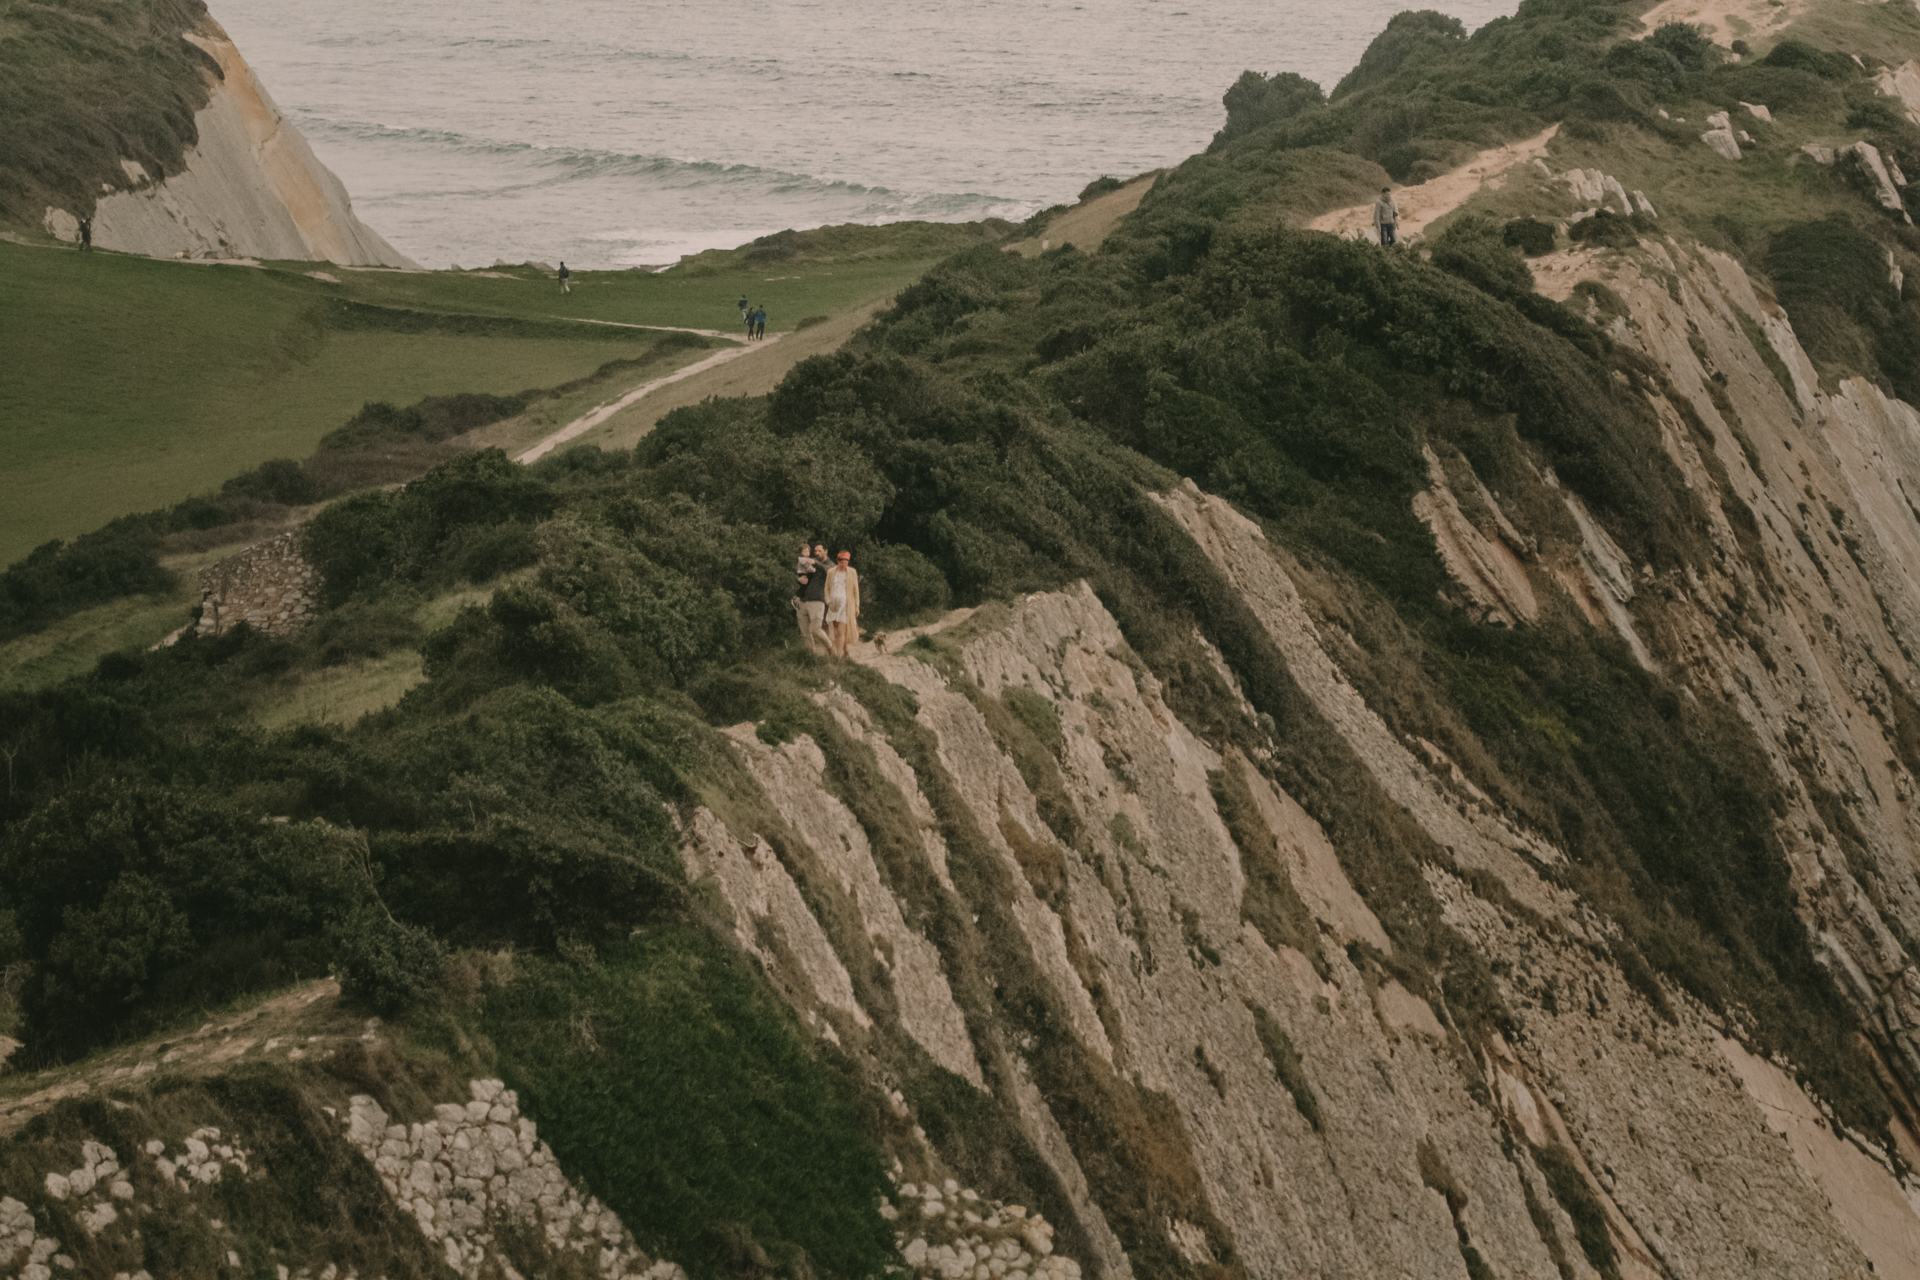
1762, 39, 1857, 81
857, 543, 951, 626
1212, 71, 1327, 147
1503, 217, 1556, 256
329, 904, 446, 1015
0, 525, 173, 642
1079, 175, 1127, 201
1430, 215, 1534, 299
1568, 210, 1644, 249
221, 458, 323, 507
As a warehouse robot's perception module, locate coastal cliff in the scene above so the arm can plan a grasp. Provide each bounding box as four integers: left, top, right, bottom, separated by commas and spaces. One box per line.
13, 1, 1920, 1278
10, 4, 410, 266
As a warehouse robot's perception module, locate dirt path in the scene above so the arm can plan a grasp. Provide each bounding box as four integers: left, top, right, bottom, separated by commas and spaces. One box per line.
1006, 170, 1161, 258
1309, 125, 1560, 244
0, 979, 358, 1138
516, 339, 772, 462
1634, 0, 1809, 46
556, 299, 893, 455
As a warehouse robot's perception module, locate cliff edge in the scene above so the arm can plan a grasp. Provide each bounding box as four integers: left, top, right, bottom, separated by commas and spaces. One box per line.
31, 13, 412, 267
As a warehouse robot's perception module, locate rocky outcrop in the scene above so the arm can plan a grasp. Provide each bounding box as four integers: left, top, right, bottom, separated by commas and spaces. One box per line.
671, 216, 1920, 1271
42, 22, 412, 267
196, 529, 317, 638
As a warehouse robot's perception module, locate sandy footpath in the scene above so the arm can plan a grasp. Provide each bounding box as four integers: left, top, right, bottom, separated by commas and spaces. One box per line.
547, 300, 892, 456
1634, 0, 1810, 46
1309, 125, 1559, 243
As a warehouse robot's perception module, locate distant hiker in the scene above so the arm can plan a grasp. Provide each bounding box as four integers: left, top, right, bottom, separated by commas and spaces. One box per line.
1372, 188, 1399, 246
753, 306, 767, 340
794, 542, 830, 654
824, 550, 860, 656
558, 261, 571, 293
77, 217, 92, 252
746, 304, 758, 341
738, 294, 750, 322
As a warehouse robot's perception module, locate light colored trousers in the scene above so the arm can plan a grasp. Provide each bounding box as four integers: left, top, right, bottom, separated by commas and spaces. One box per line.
796, 600, 829, 653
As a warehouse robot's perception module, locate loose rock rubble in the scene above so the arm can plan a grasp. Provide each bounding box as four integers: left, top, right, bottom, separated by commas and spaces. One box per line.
145, 1127, 250, 1190
344, 1081, 684, 1280
1, 1194, 67, 1280
887, 1179, 1083, 1280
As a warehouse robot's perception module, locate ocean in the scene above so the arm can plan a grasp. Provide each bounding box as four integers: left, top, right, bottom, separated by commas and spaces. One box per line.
214, 0, 1521, 270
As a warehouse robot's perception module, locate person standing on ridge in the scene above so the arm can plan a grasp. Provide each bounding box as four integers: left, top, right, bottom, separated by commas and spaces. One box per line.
794, 542, 830, 654
824, 551, 861, 656
558, 261, 571, 293
77, 217, 92, 252
1372, 188, 1399, 246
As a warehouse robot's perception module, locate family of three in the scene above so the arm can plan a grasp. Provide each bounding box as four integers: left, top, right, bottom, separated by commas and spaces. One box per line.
793, 543, 860, 656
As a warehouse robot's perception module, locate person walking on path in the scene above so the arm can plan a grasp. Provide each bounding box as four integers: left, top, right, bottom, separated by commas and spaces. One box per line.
746, 304, 758, 341
753, 306, 767, 340
824, 550, 861, 656
77, 217, 92, 252
738, 294, 750, 324
558, 261, 571, 293
794, 542, 830, 654
1371, 188, 1399, 246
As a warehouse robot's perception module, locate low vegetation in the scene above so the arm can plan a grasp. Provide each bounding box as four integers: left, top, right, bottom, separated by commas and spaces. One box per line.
7, 0, 1920, 1271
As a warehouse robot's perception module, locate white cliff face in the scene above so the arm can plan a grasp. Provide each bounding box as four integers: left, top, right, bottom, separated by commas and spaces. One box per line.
44, 21, 413, 267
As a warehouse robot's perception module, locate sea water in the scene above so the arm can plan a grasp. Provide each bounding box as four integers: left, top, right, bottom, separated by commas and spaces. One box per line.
215, 0, 1520, 269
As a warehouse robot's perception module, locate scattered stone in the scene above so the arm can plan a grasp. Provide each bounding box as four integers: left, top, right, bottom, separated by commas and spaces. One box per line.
1702, 128, 1743, 160
1740, 101, 1773, 123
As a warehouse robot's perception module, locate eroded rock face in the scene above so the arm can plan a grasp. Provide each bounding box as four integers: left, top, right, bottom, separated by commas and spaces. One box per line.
676, 230, 1920, 1275
43, 21, 412, 266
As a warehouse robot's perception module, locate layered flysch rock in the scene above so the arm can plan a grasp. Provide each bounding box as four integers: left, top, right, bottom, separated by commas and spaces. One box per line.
674, 218, 1920, 1279
42, 20, 413, 267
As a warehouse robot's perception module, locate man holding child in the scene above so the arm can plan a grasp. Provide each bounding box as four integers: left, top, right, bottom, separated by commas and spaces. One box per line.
793, 543, 860, 656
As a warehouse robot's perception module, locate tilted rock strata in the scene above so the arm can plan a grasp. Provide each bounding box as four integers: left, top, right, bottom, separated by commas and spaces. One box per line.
343, 1081, 683, 1280
682, 542, 1920, 1277
43, 21, 412, 267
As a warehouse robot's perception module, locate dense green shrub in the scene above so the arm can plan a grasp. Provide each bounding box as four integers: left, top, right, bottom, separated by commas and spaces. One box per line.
1503, 217, 1557, 256
0, 785, 370, 1058
1078, 175, 1127, 201
1212, 70, 1327, 148
1765, 216, 1920, 398
1568, 210, 1644, 249
482, 928, 897, 1280
858, 542, 951, 625
0, 525, 173, 642
1762, 38, 1858, 81
304, 449, 557, 603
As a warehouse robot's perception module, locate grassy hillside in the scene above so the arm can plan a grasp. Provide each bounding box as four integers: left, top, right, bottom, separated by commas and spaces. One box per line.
8, 0, 1920, 1274
1, 223, 999, 569
0, 0, 214, 227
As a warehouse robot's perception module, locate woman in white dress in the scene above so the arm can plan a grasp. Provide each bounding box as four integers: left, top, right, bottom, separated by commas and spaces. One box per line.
823, 550, 861, 656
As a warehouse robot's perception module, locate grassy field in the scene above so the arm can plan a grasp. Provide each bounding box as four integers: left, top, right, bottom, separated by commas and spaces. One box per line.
1, 221, 990, 570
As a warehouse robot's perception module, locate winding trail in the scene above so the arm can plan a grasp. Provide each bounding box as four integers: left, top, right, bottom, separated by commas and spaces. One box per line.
1309, 125, 1560, 243
516, 336, 776, 462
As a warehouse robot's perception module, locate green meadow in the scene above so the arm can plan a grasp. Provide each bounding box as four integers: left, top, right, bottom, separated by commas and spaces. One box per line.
0, 221, 993, 569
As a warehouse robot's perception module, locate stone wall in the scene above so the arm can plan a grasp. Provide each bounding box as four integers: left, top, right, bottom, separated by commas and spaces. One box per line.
196, 530, 317, 638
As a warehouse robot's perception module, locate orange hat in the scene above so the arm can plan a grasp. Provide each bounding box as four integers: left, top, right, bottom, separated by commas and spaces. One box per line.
837, 551, 851, 561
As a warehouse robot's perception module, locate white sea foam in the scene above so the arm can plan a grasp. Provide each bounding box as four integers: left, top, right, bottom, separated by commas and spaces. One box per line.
216, 0, 1521, 268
